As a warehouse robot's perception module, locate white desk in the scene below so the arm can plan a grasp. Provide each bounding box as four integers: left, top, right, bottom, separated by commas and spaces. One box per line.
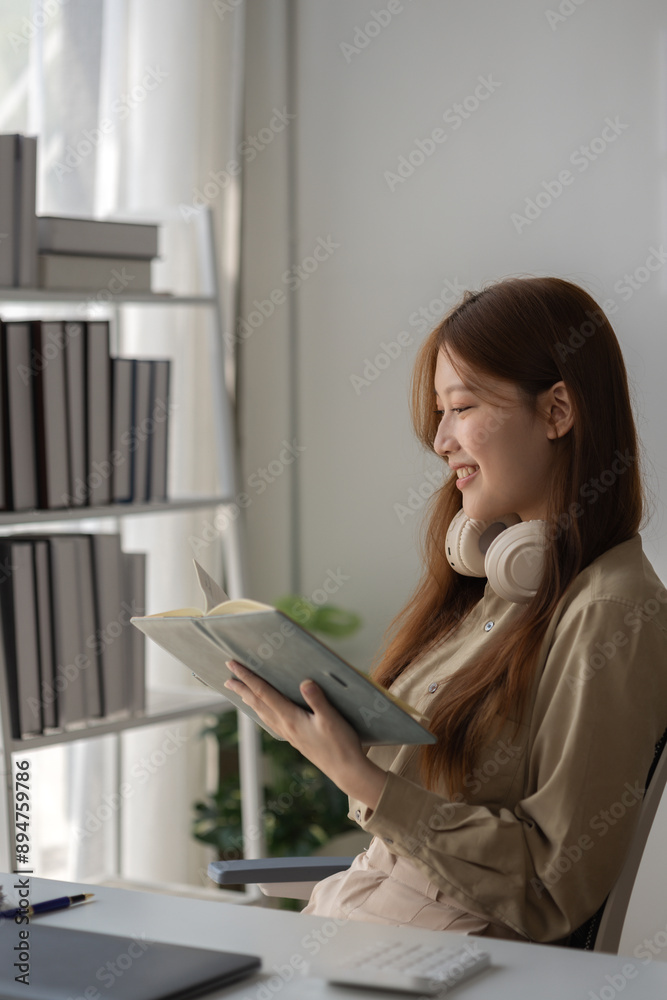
2, 872, 667, 998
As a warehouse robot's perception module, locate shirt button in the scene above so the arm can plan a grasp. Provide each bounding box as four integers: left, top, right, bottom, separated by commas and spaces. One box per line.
484, 620, 495, 632
428, 682, 438, 693
355, 809, 361, 821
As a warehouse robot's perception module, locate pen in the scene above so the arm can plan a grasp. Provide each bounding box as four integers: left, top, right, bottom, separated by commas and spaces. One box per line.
0, 893, 94, 920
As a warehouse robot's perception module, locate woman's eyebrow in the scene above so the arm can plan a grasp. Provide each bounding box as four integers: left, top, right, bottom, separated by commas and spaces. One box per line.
433, 382, 467, 399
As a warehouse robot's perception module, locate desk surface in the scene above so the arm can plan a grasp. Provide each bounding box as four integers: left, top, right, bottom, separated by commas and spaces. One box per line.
2, 872, 667, 999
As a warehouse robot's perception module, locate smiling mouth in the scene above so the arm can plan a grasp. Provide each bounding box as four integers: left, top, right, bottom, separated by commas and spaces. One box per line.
455, 465, 479, 480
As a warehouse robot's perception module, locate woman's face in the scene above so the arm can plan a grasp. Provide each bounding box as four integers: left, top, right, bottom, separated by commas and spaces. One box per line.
433, 349, 559, 523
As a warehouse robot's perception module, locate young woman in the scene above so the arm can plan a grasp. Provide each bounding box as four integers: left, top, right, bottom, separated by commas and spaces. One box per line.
224, 276, 667, 943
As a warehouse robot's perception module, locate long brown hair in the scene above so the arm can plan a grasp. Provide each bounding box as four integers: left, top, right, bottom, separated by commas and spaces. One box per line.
371, 276, 646, 794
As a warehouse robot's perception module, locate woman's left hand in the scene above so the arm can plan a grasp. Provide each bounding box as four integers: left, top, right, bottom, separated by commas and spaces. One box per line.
224, 660, 386, 810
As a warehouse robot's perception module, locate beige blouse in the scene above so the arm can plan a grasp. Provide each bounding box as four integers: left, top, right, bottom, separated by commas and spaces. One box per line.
340, 533, 667, 942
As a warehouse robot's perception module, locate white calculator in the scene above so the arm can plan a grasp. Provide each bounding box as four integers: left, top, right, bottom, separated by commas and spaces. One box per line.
307, 938, 492, 993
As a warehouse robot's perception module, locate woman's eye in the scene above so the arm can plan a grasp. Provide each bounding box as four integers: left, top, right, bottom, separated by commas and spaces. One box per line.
433, 407, 470, 416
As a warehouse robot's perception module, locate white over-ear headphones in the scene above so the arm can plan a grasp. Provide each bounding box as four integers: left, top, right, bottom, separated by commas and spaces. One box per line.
445, 508, 549, 603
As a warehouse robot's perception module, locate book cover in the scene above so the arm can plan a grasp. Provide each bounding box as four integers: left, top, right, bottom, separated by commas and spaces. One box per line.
85, 320, 111, 506
48, 535, 88, 727
0, 134, 18, 287
33, 539, 57, 729
38, 253, 152, 293
73, 535, 102, 720
125, 550, 146, 713
111, 357, 134, 502
90, 533, 132, 717
132, 561, 436, 748
2, 320, 39, 511
147, 358, 170, 501
37, 215, 159, 259
131, 359, 152, 502
0, 539, 42, 738
17, 135, 38, 288
63, 320, 87, 507
33, 320, 71, 509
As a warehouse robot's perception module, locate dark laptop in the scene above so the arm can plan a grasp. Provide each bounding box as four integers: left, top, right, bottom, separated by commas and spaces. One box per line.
0, 922, 261, 999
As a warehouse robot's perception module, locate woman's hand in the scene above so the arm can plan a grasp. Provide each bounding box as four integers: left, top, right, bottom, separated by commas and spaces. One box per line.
224, 660, 387, 811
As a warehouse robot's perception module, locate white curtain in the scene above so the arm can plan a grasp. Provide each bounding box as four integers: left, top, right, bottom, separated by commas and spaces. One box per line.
0, 0, 242, 887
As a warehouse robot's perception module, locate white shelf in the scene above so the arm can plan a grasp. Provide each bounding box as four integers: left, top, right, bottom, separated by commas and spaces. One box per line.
0, 496, 234, 526
7, 687, 233, 752
0, 288, 215, 306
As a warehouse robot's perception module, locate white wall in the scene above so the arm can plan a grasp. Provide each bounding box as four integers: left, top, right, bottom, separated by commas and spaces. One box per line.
240, 0, 667, 954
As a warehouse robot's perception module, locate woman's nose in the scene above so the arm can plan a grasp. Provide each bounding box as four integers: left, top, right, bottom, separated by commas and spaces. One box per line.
433, 416, 457, 458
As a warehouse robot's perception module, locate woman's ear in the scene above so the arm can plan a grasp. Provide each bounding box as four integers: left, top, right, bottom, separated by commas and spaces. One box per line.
541, 381, 574, 440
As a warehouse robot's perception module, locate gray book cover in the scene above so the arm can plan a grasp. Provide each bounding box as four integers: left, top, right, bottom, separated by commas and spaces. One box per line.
131, 359, 152, 502
0, 134, 18, 287
90, 533, 130, 717
48, 536, 87, 726
4, 321, 38, 510
17, 134, 38, 287
125, 550, 146, 712
73, 535, 102, 719
111, 357, 134, 502
33, 539, 57, 729
63, 321, 87, 506
33, 321, 71, 509
132, 562, 435, 748
0, 539, 42, 737
148, 358, 170, 501
85, 320, 111, 506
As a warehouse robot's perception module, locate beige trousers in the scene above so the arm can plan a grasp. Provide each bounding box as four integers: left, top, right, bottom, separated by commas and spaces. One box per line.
301, 836, 526, 941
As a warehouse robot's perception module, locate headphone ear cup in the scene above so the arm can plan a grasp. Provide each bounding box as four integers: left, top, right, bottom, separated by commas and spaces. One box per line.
484, 521, 548, 603
445, 508, 488, 577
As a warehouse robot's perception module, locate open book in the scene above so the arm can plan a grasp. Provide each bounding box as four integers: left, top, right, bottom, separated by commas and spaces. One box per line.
131, 561, 436, 747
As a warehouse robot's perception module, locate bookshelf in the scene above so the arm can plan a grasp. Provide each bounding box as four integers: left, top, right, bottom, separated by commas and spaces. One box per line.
0, 209, 264, 899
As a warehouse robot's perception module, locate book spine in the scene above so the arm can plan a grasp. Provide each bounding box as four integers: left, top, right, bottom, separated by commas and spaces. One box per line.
148, 359, 170, 501
37, 216, 159, 259
111, 357, 134, 502
3, 322, 39, 510
63, 321, 87, 507
32, 321, 71, 509
85, 321, 112, 506
0, 135, 18, 287
17, 136, 38, 288
126, 551, 147, 713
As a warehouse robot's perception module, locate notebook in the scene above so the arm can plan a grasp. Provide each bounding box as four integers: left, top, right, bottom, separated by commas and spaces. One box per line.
0, 923, 261, 999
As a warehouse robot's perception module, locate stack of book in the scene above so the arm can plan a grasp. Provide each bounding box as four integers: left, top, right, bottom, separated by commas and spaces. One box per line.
0, 532, 146, 737
0, 317, 171, 510
0, 132, 159, 292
